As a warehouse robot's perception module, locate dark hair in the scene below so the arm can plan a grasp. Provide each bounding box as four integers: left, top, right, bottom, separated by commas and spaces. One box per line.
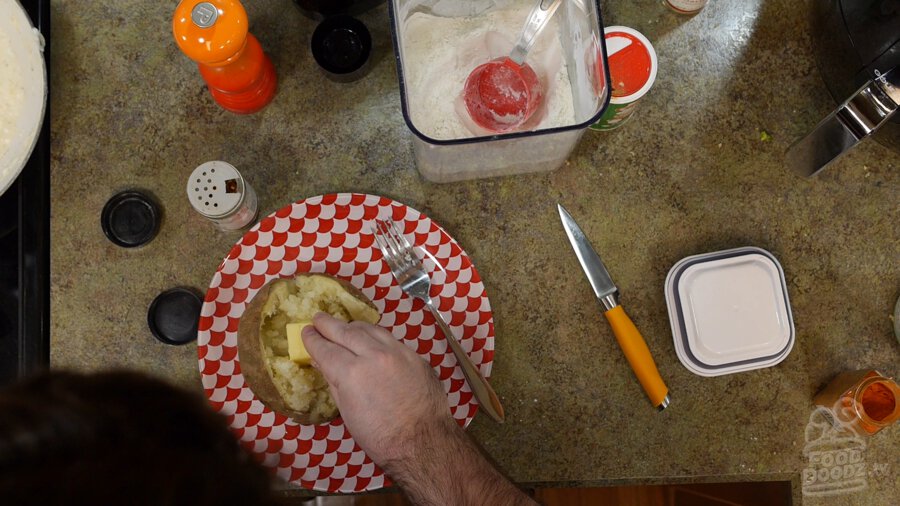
0, 370, 280, 506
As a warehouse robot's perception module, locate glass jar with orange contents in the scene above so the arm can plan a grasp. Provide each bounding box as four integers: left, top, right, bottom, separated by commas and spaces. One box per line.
814, 370, 900, 436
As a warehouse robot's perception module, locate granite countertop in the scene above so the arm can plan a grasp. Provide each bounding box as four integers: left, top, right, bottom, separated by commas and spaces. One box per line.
48, 0, 898, 504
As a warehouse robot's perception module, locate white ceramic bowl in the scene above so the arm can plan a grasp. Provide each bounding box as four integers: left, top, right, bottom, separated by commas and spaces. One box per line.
0, 0, 47, 196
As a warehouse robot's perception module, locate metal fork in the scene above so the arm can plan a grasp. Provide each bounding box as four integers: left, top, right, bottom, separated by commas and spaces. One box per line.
373, 219, 505, 423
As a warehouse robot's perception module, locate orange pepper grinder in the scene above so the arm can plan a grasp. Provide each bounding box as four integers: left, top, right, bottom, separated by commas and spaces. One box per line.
173, 0, 277, 114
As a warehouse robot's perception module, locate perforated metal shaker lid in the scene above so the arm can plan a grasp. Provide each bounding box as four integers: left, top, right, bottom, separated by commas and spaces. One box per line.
186, 161, 246, 219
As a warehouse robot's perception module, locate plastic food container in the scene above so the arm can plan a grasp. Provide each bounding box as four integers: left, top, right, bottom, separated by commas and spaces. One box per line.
664, 247, 795, 377
388, 0, 610, 183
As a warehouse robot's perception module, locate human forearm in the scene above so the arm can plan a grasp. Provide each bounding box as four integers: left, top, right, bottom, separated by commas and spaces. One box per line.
301, 317, 536, 506
384, 417, 537, 506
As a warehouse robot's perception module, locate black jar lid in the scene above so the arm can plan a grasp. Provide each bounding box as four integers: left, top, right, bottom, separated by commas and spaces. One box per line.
311, 15, 372, 81
292, 0, 385, 20
148, 287, 203, 346
101, 191, 161, 248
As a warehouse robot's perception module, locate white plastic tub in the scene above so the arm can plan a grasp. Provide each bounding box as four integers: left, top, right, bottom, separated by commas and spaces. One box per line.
389, 0, 610, 183
664, 247, 796, 377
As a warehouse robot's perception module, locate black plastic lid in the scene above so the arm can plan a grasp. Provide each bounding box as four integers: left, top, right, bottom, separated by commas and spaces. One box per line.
101, 191, 161, 248
292, 0, 385, 20
311, 15, 372, 79
148, 287, 202, 346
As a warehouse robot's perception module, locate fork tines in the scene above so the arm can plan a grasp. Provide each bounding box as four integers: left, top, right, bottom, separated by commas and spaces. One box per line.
373, 219, 415, 268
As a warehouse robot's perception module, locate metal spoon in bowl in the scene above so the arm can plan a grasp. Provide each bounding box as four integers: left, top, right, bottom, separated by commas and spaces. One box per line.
463, 0, 563, 133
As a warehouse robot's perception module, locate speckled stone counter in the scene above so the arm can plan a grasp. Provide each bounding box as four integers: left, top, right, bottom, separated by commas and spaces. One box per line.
49, 0, 898, 504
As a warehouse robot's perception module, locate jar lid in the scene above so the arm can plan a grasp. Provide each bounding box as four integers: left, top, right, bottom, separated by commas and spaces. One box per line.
310, 15, 372, 80
148, 287, 202, 345
172, 0, 248, 65
101, 190, 161, 248
664, 247, 795, 376
603, 26, 657, 102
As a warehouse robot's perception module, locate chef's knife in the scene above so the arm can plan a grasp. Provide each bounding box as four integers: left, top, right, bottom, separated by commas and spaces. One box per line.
557, 204, 670, 411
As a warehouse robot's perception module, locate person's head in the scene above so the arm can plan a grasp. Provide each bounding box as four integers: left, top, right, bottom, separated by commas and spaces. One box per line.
0, 370, 279, 506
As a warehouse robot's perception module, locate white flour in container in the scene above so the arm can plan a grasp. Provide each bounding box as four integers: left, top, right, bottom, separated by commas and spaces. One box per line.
401, 5, 575, 140
0, 29, 25, 159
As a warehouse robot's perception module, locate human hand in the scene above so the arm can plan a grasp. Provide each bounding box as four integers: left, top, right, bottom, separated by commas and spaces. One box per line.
301, 313, 454, 466
303, 314, 536, 506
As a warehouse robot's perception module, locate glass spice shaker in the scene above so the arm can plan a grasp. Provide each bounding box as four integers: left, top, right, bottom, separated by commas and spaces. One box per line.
814, 370, 900, 437
186, 161, 259, 231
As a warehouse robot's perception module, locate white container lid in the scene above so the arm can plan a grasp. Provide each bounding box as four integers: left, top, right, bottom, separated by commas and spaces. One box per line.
665, 247, 795, 377
603, 26, 658, 104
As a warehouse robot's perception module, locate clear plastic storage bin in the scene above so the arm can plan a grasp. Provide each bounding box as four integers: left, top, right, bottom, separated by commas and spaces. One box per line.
389, 0, 610, 183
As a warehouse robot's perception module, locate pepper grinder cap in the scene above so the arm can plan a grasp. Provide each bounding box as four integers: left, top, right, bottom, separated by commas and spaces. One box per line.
101, 190, 161, 248
148, 287, 203, 345
187, 161, 245, 219
310, 15, 373, 81
173, 0, 248, 65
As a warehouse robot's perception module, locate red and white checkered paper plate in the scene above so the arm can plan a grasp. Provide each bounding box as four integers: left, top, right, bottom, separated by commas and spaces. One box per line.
198, 193, 495, 493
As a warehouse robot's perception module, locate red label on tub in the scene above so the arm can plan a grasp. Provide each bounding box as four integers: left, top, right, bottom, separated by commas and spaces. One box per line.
606, 31, 653, 98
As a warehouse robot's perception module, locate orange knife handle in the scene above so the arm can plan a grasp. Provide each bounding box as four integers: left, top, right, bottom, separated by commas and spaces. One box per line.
603, 305, 670, 409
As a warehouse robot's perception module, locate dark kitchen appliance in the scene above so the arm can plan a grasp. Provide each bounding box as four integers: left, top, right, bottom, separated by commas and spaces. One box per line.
0, 0, 50, 385
787, 0, 900, 176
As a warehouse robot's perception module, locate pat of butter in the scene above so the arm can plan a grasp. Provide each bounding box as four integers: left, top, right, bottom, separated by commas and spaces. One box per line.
286, 322, 313, 366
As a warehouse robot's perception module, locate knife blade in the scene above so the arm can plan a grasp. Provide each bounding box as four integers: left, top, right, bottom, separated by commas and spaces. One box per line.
557, 204, 671, 411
